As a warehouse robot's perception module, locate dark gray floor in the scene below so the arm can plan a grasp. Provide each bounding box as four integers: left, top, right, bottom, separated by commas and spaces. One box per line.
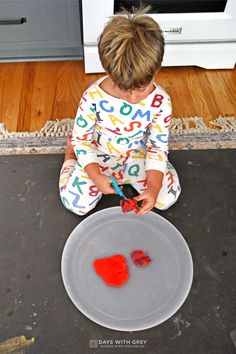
0, 150, 235, 354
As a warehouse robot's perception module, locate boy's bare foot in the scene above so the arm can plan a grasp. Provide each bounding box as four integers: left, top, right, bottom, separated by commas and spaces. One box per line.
64, 135, 76, 162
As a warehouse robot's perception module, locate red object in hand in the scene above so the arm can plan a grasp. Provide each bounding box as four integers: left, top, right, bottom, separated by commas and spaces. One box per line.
120, 198, 139, 214
131, 250, 152, 267
93, 254, 129, 287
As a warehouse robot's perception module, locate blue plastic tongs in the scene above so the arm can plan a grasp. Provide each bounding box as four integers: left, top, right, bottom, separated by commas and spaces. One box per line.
109, 175, 128, 201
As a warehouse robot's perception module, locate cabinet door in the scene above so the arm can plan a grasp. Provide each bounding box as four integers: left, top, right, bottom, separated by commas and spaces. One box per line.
0, 0, 83, 61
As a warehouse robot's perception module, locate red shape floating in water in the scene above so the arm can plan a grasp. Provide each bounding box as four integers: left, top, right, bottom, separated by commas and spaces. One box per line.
120, 198, 139, 214
93, 254, 129, 287
131, 250, 152, 267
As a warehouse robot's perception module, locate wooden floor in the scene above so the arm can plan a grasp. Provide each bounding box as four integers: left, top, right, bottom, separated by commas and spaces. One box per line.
0, 61, 235, 132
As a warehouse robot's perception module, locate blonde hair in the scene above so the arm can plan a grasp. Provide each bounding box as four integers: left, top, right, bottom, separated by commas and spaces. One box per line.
98, 6, 164, 91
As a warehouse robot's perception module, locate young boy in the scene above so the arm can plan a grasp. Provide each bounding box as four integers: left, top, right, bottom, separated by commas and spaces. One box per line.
59, 7, 181, 216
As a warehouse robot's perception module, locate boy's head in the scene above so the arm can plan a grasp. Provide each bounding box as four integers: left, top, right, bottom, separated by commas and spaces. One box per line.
98, 6, 164, 91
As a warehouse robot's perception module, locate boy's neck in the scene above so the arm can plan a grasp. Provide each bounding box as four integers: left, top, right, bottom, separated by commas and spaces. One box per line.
99, 76, 156, 104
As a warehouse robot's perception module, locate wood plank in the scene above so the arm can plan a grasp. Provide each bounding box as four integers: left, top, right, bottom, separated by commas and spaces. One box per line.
205, 69, 236, 119
0, 63, 25, 132
18, 62, 35, 132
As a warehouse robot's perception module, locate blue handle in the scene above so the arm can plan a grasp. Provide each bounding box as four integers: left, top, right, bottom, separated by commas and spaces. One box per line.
109, 175, 124, 197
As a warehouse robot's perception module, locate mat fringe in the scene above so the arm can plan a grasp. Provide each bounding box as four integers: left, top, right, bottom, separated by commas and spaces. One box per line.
1, 116, 236, 139
0, 116, 235, 154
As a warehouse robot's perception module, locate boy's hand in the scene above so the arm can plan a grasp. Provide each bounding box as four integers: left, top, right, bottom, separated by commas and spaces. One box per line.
93, 174, 116, 195
134, 169, 164, 216
84, 163, 116, 195
134, 186, 160, 216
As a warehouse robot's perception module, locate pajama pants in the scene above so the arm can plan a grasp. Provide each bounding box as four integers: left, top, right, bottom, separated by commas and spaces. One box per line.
59, 149, 181, 216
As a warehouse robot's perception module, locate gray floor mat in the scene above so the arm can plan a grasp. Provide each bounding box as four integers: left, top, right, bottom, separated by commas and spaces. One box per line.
0, 150, 235, 354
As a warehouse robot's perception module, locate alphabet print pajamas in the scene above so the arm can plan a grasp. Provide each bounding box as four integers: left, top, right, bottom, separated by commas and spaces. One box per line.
59, 76, 181, 216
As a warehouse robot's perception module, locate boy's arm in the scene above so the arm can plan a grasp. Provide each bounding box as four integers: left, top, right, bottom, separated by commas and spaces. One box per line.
135, 93, 171, 215
71, 91, 99, 169
146, 169, 164, 192
145, 92, 172, 176
72, 92, 115, 195
84, 162, 102, 180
